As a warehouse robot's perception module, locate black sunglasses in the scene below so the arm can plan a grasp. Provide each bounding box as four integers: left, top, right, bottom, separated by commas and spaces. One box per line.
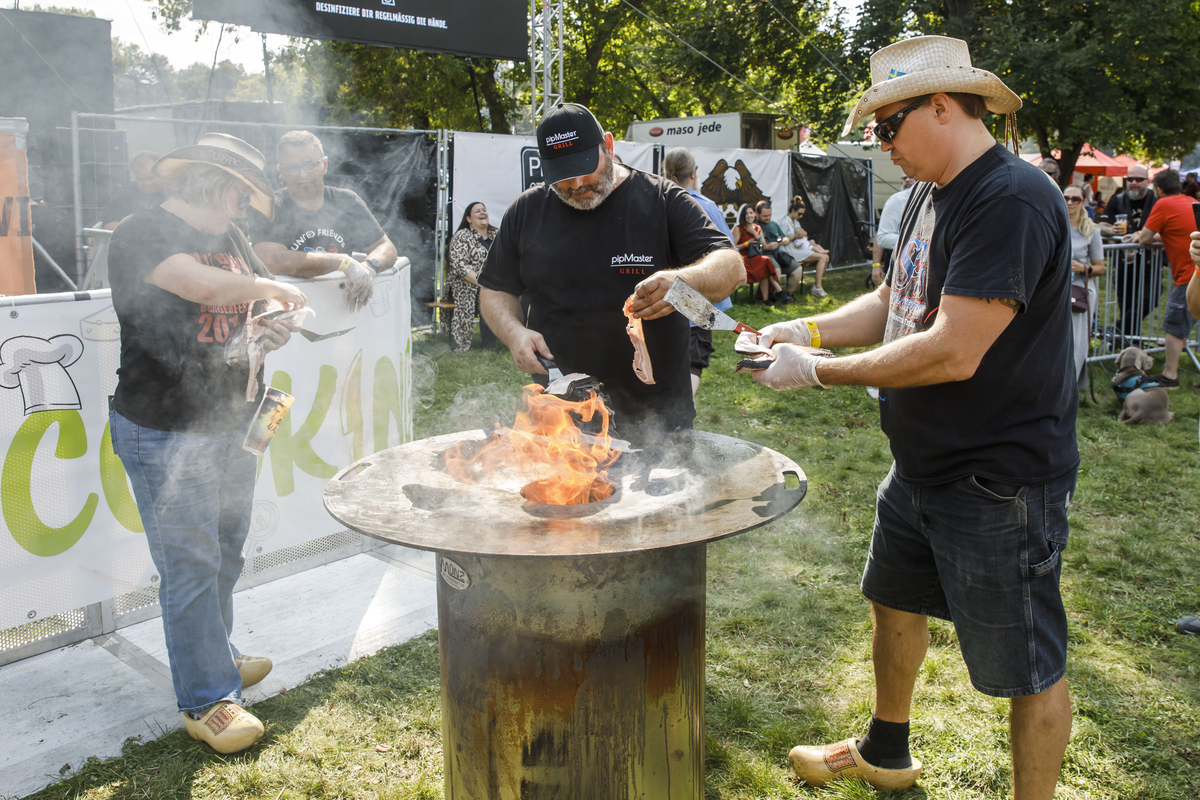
875, 99, 929, 143
1126, 176, 1147, 183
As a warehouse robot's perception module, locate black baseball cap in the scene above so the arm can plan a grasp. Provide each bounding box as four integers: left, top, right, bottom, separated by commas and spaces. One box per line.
536, 103, 606, 184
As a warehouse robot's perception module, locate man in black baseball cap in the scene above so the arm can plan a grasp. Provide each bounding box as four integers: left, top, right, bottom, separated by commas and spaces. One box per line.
479, 103, 743, 439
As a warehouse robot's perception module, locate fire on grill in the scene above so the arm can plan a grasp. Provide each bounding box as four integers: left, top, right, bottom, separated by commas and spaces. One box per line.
441, 383, 621, 506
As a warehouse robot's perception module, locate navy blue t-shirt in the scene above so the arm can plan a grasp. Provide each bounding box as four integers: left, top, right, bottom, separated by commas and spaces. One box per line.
480, 169, 732, 433
881, 144, 1079, 485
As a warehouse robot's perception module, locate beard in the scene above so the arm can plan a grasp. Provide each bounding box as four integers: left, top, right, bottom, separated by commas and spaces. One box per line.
551, 151, 617, 210
1127, 184, 1148, 200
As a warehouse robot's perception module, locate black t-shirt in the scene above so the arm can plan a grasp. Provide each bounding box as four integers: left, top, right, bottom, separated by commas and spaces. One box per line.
108, 206, 271, 432
1101, 190, 1156, 232
102, 185, 167, 227
882, 144, 1079, 485
479, 169, 733, 434
248, 186, 385, 255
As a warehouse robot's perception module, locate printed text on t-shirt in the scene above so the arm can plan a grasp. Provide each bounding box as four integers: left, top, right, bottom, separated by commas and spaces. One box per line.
611, 253, 653, 275
191, 250, 250, 340
290, 229, 347, 252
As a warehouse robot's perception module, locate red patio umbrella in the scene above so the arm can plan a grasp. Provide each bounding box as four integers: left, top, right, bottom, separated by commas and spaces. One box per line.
1070, 144, 1128, 177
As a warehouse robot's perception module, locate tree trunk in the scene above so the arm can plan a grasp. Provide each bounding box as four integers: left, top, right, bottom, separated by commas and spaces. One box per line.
1034, 122, 1051, 160
474, 60, 511, 134
1057, 143, 1084, 189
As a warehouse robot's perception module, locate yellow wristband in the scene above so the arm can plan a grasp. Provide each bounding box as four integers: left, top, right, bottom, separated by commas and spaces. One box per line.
872, 262, 882, 267
804, 318, 821, 349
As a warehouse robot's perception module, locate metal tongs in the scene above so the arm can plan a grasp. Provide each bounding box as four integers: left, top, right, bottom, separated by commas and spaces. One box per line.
259, 308, 355, 342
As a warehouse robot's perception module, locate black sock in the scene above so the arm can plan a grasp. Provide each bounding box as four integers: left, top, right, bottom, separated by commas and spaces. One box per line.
857, 717, 911, 769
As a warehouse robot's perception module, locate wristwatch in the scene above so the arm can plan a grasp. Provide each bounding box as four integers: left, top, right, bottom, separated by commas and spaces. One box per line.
365, 257, 381, 273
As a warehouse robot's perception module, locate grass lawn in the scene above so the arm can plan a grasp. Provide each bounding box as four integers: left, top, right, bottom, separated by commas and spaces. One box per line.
27, 267, 1200, 799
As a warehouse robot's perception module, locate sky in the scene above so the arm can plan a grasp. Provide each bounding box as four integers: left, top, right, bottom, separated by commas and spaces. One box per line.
27, 0, 291, 70
27, 0, 866, 73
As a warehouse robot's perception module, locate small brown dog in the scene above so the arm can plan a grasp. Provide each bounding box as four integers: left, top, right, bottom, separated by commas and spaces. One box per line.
1118, 387, 1173, 424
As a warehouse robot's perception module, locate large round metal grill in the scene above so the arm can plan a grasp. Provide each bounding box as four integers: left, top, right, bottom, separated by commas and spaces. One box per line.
325, 429, 807, 799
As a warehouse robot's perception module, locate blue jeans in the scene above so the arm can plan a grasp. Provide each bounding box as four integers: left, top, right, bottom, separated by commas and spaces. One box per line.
109, 410, 256, 714
861, 465, 1077, 698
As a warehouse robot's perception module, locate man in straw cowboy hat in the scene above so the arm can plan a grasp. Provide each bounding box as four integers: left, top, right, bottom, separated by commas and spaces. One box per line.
737, 36, 1078, 797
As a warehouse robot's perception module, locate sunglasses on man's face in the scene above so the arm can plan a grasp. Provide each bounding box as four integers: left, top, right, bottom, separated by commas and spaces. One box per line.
235, 187, 252, 212
1126, 176, 1147, 183
279, 158, 326, 176
875, 99, 928, 143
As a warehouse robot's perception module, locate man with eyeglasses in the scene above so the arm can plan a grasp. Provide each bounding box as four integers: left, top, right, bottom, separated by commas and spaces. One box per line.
249, 130, 396, 311
102, 151, 167, 230
739, 36, 1077, 799
1099, 165, 1159, 344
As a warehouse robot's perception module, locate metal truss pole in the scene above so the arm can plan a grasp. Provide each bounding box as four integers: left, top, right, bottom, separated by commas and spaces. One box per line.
529, 0, 564, 124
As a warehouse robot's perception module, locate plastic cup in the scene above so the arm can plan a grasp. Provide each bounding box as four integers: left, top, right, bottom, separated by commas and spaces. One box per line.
243, 387, 295, 455
1115, 214, 1128, 235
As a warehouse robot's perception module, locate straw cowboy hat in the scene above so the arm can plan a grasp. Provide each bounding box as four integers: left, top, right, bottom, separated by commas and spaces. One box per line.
842, 35, 1022, 137
153, 133, 275, 219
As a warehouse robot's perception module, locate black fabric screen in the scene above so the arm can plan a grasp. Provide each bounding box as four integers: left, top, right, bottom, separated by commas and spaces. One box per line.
789, 154, 873, 266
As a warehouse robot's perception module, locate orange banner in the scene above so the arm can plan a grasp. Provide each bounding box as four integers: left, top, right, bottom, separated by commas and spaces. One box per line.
0, 118, 36, 296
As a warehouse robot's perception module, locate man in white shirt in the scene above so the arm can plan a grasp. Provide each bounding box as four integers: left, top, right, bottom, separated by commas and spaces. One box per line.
870, 175, 917, 286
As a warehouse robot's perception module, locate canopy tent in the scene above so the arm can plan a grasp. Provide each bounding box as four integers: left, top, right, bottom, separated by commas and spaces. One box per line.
1071, 144, 1127, 177
1022, 145, 1127, 176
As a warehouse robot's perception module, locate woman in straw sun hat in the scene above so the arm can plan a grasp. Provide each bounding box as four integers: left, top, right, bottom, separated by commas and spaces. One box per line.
742, 36, 1079, 800
107, 132, 306, 755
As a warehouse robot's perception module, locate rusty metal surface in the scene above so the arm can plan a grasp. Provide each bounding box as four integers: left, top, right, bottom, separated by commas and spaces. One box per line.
324, 430, 806, 557
437, 546, 706, 800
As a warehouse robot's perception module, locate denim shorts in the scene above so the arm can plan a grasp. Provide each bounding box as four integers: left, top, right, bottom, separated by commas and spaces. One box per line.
861, 465, 1076, 698
1163, 283, 1197, 340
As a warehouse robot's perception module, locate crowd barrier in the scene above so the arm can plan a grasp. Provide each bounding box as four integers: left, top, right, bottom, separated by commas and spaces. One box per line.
1085, 242, 1200, 369
63, 113, 439, 324
0, 264, 412, 666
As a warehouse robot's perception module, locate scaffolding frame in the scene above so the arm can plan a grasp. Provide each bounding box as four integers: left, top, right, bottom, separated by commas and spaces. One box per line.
529, 0, 564, 124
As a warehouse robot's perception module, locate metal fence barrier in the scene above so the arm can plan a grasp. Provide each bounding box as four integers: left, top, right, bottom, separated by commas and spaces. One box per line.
1085, 242, 1200, 370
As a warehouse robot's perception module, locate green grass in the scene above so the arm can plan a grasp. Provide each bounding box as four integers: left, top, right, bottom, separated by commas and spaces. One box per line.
25, 267, 1200, 799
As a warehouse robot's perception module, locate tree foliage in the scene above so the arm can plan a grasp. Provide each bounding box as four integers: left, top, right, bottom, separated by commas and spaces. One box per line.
112, 38, 290, 109
146, 0, 859, 140
851, 0, 1200, 177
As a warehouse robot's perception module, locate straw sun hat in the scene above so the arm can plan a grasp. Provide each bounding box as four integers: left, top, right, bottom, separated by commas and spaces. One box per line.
842, 35, 1022, 137
153, 133, 275, 219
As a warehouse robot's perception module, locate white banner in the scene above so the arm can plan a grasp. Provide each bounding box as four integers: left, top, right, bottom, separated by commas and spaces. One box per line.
451, 131, 660, 228
0, 267, 412, 630
688, 147, 791, 228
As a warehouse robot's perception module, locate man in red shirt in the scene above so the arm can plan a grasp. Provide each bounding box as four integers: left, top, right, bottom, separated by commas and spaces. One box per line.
1136, 169, 1198, 387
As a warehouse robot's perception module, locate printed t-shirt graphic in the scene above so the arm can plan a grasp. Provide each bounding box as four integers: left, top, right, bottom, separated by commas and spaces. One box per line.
108, 205, 273, 432
884, 188, 936, 344
191, 250, 253, 346
248, 186, 385, 256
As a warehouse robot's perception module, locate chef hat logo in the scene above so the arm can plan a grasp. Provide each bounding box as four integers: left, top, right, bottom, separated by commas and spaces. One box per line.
0, 335, 85, 415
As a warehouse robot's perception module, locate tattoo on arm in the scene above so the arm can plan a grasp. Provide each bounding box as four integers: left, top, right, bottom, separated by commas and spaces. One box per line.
984, 297, 1022, 314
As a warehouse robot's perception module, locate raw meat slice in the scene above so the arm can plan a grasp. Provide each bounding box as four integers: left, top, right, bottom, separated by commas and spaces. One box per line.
623, 296, 655, 385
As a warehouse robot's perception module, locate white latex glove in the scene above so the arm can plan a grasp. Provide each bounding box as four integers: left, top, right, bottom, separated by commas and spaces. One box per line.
748, 344, 834, 390
758, 318, 812, 348
341, 257, 375, 312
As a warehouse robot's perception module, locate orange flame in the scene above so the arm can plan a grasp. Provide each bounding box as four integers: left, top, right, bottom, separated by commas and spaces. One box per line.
443, 384, 620, 505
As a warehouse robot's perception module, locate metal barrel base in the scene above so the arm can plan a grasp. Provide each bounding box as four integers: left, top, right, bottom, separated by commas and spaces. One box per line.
436, 545, 706, 800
